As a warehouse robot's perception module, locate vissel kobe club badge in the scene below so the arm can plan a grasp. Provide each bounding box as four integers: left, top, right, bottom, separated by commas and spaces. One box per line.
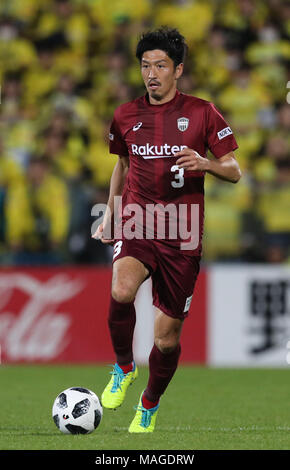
177, 117, 189, 132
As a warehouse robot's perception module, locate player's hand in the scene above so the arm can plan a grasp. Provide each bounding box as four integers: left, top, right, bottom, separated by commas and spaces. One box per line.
175, 147, 209, 172
92, 222, 115, 245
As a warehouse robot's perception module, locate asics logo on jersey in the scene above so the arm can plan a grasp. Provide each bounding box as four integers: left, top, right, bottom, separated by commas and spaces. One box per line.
131, 143, 187, 159
133, 122, 143, 131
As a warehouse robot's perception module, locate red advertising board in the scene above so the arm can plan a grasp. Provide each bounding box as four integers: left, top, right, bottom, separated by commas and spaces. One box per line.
0, 266, 206, 364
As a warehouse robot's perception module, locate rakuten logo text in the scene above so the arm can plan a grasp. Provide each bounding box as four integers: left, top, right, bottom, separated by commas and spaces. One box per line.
131, 143, 187, 159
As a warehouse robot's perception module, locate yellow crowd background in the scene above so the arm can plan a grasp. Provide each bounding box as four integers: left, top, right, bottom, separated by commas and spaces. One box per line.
0, 0, 289, 265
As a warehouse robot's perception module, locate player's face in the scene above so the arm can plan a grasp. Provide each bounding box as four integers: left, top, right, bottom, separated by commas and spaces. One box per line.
141, 49, 183, 105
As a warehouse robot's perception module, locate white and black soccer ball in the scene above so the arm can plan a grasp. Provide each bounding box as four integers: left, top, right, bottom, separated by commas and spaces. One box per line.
52, 387, 103, 434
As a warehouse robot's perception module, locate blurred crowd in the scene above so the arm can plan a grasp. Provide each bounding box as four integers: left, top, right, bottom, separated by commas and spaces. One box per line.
0, 0, 289, 265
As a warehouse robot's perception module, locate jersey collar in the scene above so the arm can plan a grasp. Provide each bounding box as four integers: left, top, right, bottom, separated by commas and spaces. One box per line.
143, 90, 181, 110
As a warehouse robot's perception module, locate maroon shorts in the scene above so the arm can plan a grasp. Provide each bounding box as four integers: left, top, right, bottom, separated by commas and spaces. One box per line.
112, 238, 200, 320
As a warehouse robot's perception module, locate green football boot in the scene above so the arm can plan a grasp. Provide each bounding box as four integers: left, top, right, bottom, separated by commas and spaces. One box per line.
101, 362, 138, 410
128, 391, 160, 433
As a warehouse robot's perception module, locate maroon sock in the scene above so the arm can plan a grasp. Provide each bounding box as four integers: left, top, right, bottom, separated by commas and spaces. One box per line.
108, 296, 136, 365
142, 393, 159, 410
118, 362, 134, 374
144, 343, 181, 403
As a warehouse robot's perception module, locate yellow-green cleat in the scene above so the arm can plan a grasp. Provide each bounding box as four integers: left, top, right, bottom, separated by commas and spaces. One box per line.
128, 391, 160, 433
101, 362, 138, 410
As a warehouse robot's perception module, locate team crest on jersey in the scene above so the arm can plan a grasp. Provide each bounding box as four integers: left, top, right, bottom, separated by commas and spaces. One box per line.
177, 117, 189, 132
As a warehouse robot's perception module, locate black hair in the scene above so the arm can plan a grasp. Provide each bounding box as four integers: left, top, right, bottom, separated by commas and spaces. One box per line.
136, 26, 187, 68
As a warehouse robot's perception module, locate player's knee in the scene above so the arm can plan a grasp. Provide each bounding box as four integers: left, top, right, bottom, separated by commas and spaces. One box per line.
155, 336, 179, 354
111, 283, 136, 304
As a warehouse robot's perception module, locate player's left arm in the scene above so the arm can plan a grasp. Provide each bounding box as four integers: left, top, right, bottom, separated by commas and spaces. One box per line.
175, 149, 241, 183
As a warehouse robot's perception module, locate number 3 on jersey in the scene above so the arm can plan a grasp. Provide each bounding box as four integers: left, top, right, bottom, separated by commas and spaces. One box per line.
171, 165, 184, 188
113, 240, 123, 260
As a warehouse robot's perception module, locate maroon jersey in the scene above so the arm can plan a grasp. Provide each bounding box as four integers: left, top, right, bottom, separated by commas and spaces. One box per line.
109, 90, 238, 255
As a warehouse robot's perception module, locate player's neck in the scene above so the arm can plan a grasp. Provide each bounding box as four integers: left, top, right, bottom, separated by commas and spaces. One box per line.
148, 87, 178, 106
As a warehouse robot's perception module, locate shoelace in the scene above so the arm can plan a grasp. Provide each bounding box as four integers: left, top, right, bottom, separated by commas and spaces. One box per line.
134, 404, 155, 428
110, 367, 125, 393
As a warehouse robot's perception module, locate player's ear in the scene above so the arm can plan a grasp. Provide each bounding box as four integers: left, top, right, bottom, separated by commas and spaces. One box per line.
175, 63, 184, 80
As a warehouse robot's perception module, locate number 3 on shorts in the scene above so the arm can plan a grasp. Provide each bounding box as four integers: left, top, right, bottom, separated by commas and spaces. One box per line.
113, 240, 123, 260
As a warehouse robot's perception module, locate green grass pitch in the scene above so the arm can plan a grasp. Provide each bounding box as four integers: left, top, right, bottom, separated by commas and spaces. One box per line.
1, 364, 290, 450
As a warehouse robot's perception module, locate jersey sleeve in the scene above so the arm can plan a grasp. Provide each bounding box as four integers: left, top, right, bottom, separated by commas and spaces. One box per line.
205, 102, 238, 158
109, 109, 129, 157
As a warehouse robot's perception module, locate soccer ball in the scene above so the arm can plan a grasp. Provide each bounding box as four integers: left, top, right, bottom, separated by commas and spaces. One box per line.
52, 387, 103, 434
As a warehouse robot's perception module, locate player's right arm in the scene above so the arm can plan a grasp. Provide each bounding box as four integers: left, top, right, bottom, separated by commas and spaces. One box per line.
92, 155, 129, 244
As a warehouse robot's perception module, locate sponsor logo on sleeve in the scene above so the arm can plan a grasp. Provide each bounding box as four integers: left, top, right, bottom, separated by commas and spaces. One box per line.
109, 133, 114, 141
217, 127, 233, 140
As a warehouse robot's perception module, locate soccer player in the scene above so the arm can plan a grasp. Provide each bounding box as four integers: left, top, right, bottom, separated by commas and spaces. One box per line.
94, 27, 241, 433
